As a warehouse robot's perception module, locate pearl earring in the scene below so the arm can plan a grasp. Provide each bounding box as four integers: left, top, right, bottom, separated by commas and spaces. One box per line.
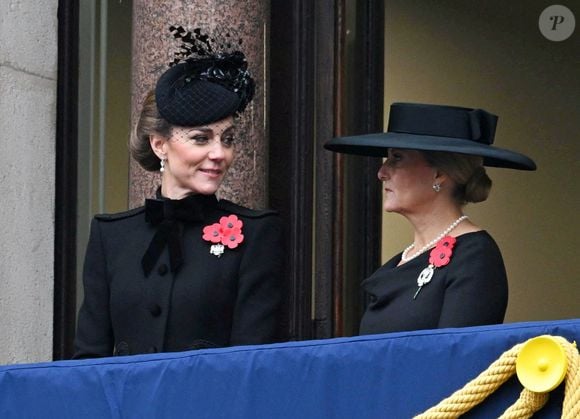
432, 183, 441, 192
160, 158, 166, 173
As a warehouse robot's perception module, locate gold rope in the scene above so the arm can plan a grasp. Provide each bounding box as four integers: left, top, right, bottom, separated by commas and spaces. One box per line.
561, 336, 580, 419
498, 389, 548, 419
414, 336, 579, 419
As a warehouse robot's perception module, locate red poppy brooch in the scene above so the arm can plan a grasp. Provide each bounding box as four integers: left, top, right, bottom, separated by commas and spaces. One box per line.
202, 215, 244, 257
414, 236, 456, 299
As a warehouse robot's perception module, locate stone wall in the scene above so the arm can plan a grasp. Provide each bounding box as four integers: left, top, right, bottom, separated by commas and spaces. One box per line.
0, 0, 58, 364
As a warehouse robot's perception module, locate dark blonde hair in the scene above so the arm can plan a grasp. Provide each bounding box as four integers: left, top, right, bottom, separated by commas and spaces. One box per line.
423, 151, 492, 204
131, 90, 172, 172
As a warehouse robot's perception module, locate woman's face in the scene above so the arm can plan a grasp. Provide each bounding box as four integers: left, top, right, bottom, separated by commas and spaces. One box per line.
152, 116, 236, 198
377, 148, 438, 215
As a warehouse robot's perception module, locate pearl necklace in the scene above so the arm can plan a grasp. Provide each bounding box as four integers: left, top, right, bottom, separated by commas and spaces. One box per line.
401, 215, 469, 263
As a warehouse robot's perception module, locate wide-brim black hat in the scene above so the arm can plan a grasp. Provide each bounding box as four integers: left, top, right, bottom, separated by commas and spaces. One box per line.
324, 102, 536, 170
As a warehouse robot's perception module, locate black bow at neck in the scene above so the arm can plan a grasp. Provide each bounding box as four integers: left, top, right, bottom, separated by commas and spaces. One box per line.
141, 189, 218, 277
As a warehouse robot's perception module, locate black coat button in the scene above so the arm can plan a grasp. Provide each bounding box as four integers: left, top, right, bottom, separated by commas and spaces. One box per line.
149, 304, 162, 317
369, 294, 377, 303
157, 264, 168, 275
148, 346, 158, 353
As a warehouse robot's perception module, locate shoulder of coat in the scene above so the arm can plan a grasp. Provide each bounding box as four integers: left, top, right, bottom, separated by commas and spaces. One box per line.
217, 199, 279, 219
94, 206, 145, 221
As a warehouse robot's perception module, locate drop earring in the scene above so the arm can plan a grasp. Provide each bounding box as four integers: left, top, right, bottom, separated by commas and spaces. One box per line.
160, 158, 166, 173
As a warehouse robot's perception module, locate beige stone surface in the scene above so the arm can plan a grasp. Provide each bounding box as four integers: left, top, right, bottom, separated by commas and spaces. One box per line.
0, 0, 58, 364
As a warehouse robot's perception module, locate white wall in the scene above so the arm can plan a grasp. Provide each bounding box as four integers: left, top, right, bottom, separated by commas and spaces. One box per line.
0, 0, 58, 364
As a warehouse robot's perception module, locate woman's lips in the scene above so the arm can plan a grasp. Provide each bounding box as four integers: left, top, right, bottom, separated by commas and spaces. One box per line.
200, 168, 223, 178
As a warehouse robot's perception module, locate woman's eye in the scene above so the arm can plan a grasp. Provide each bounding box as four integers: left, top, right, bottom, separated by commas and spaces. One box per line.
385, 153, 403, 167
222, 136, 236, 147
189, 135, 209, 144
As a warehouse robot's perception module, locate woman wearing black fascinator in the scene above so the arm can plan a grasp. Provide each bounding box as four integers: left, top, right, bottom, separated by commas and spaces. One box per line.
74, 27, 284, 358
325, 102, 536, 335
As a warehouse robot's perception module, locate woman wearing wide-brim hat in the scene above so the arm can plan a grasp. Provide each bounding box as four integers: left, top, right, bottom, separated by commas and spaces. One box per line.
325, 102, 536, 335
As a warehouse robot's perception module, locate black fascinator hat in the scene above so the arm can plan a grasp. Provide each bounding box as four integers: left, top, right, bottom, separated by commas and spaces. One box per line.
155, 26, 255, 127
324, 102, 536, 170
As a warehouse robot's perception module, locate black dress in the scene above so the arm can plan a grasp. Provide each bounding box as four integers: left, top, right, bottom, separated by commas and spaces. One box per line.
74, 193, 286, 358
359, 231, 508, 335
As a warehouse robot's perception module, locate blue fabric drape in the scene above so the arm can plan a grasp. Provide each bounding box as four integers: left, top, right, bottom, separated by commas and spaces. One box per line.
1, 319, 578, 418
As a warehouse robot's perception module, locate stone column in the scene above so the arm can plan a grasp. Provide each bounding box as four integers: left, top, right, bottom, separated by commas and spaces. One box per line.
130, 0, 269, 209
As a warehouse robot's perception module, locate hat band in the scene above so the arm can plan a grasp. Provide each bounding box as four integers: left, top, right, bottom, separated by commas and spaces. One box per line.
387, 103, 498, 145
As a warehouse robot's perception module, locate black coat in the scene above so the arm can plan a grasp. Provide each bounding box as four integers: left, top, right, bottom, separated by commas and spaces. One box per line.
359, 231, 507, 334
73, 195, 285, 358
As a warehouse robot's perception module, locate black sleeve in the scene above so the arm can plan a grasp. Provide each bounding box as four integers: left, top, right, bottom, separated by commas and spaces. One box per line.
72, 218, 114, 359
437, 235, 508, 328
230, 215, 286, 345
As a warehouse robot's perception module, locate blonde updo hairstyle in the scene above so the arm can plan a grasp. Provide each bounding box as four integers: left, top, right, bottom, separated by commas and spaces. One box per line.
423, 151, 492, 205
131, 90, 173, 172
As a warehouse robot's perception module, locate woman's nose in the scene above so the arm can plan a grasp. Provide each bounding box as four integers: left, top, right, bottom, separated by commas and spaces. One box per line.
377, 161, 389, 181
208, 140, 226, 160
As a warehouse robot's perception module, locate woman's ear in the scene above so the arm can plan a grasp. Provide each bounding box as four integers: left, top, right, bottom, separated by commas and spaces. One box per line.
433, 169, 449, 186
149, 134, 167, 159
